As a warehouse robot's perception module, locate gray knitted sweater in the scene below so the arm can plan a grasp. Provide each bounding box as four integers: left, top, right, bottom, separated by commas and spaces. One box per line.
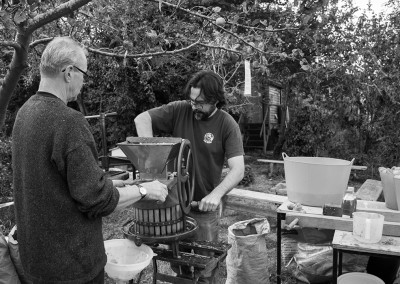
12, 92, 120, 283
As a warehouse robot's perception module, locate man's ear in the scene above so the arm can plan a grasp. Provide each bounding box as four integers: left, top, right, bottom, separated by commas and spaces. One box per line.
64, 66, 73, 83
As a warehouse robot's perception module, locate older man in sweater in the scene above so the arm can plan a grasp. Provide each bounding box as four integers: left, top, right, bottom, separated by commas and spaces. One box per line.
12, 37, 168, 284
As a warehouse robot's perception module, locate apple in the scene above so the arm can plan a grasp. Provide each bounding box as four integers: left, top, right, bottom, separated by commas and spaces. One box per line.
215, 17, 226, 26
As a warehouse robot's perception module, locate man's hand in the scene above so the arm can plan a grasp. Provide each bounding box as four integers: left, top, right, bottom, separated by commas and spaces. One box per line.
140, 180, 168, 202
198, 192, 222, 211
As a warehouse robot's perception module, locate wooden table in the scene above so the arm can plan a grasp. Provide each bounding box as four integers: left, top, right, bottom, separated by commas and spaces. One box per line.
332, 230, 400, 284
276, 199, 400, 284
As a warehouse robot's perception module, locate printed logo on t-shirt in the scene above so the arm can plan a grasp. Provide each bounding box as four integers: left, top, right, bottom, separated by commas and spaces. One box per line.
203, 133, 214, 144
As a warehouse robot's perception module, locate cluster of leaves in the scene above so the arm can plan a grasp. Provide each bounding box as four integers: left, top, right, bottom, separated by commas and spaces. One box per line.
275, 1, 400, 173
2, 0, 400, 194
0, 135, 13, 200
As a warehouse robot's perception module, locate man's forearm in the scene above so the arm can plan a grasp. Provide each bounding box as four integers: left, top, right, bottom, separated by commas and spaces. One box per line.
212, 167, 244, 199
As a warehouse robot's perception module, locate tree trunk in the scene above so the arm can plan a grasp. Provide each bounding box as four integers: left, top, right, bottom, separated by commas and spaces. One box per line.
0, 32, 31, 132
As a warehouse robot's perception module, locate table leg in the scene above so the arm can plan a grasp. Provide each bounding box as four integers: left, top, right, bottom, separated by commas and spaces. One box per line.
338, 251, 343, 276
277, 212, 284, 284
332, 248, 338, 284
152, 258, 157, 284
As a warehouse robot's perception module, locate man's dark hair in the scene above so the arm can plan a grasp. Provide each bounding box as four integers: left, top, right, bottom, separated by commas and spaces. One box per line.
184, 70, 227, 108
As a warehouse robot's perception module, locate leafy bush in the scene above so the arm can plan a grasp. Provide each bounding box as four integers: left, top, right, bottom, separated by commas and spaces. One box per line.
284, 99, 335, 157
0, 135, 13, 202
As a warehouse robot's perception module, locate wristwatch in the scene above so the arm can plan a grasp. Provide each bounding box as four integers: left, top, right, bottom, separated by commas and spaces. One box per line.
137, 184, 147, 200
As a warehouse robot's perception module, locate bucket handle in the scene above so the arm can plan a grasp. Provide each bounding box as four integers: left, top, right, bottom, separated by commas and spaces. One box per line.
349, 158, 355, 165
282, 152, 289, 159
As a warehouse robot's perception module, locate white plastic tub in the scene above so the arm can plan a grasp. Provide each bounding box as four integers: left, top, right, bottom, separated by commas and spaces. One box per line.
282, 153, 354, 207
104, 239, 154, 283
338, 272, 384, 284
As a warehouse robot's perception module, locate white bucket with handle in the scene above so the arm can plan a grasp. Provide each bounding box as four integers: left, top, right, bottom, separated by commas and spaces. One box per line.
282, 153, 354, 207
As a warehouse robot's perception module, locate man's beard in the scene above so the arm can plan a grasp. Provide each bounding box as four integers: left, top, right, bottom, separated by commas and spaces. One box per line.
194, 107, 216, 121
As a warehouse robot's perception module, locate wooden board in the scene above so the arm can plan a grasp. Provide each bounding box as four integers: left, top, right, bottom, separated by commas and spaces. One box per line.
355, 179, 383, 201
223, 189, 286, 217
333, 230, 400, 256
357, 200, 400, 222
277, 199, 323, 215
284, 212, 400, 237
227, 188, 287, 204
0, 202, 14, 209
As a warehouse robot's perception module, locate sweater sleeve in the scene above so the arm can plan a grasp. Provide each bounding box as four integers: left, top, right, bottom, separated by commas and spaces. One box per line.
65, 143, 119, 218
52, 112, 119, 219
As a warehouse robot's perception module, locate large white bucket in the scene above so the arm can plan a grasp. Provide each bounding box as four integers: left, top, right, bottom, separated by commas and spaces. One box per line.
282, 153, 354, 207
338, 272, 384, 284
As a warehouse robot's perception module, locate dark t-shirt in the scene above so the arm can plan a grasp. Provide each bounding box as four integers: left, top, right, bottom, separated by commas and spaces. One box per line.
148, 101, 244, 200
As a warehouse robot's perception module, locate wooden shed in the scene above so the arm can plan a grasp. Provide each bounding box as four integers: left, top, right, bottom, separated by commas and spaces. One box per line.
240, 80, 284, 153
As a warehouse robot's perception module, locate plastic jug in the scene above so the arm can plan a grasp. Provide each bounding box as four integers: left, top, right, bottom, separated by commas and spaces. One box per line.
352, 212, 384, 243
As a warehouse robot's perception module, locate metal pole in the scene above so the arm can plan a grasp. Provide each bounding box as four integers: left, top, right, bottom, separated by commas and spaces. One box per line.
100, 113, 109, 171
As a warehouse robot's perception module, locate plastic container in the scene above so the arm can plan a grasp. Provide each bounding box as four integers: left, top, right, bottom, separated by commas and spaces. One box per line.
379, 167, 399, 210
352, 212, 384, 243
282, 153, 354, 207
394, 175, 400, 211
338, 272, 384, 284
104, 239, 154, 283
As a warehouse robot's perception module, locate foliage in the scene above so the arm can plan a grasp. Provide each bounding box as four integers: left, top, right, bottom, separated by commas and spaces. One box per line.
2, 0, 400, 194
0, 135, 13, 201
284, 98, 334, 157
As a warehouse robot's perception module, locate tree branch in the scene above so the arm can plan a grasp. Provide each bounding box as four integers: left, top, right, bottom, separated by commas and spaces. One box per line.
0, 41, 22, 51
198, 43, 241, 54
146, 0, 299, 33
26, 0, 92, 33
29, 37, 53, 48
87, 39, 201, 58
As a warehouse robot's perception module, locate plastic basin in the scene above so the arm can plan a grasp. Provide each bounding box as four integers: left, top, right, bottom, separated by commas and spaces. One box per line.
338, 272, 384, 284
104, 239, 154, 282
282, 153, 354, 206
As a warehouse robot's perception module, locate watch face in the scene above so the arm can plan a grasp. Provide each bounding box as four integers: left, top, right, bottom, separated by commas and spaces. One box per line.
139, 185, 147, 196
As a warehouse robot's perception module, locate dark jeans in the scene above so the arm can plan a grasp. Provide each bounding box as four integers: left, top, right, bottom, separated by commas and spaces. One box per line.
172, 210, 220, 284
367, 256, 400, 284
85, 269, 104, 284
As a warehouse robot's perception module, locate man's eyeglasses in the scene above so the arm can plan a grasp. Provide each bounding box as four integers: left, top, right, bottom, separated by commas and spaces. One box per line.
186, 99, 208, 108
62, 65, 90, 78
